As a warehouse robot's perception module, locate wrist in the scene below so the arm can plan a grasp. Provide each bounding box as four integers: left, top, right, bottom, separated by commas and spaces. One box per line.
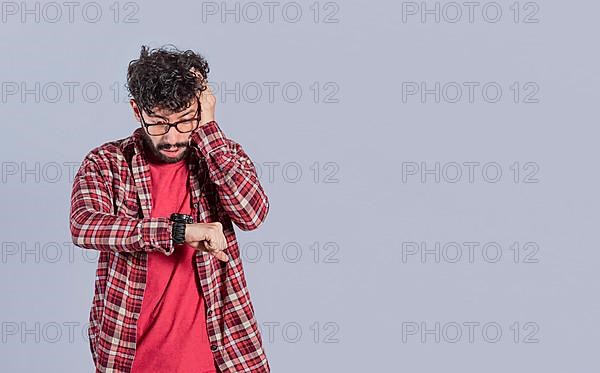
184, 223, 196, 242
199, 118, 215, 127
169, 213, 193, 244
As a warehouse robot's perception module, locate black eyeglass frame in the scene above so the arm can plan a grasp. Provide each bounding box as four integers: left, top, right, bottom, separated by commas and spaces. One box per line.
137, 97, 201, 136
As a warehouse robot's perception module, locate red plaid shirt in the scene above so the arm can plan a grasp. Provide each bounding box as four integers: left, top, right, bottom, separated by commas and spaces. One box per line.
69, 121, 271, 372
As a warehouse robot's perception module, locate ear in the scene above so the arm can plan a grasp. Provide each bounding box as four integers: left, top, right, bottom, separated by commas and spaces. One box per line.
130, 99, 141, 122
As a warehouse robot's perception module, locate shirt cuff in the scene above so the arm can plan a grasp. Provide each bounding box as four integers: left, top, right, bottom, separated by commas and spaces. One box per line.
190, 121, 228, 157
141, 217, 175, 256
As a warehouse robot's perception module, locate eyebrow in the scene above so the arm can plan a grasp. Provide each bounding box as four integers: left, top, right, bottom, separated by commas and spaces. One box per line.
147, 105, 196, 121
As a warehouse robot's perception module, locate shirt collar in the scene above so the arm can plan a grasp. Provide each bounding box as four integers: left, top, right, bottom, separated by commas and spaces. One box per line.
122, 126, 146, 156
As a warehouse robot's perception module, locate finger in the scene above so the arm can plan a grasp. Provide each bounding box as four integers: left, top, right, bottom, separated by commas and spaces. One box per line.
204, 240, 225, 253
199, 240, 213, 253
199, 240, 228, 261
190, 67, 204, 80
206, 85, 215, 98
198, 89, 208, 104
208, 242, 225, 253
212, 250, 229, 262
197, 86, 206, 99
201, 86, 214, 102
203, 241, 227, 260
202, 240, 214, 252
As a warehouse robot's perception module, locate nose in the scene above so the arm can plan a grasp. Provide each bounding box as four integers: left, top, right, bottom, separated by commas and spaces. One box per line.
161, 126, 179, 145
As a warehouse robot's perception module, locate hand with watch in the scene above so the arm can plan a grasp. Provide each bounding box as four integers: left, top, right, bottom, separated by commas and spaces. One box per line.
169, 213, 229, 262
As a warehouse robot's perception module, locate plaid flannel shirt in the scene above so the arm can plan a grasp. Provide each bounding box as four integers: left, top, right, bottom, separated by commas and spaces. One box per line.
69, 121, 271, 372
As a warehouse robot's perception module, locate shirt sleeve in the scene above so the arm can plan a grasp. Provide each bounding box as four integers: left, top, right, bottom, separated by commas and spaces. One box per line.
190, 120, 270, 231
69, 156, 175, 255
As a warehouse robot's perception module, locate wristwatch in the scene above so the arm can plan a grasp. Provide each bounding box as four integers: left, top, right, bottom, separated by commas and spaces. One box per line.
170, 213, 194, 244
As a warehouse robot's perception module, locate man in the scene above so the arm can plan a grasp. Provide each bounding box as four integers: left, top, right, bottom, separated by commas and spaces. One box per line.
69, 45, 271, 372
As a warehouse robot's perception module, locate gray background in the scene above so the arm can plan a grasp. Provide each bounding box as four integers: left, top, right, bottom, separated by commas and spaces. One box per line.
1, 0, 598, 371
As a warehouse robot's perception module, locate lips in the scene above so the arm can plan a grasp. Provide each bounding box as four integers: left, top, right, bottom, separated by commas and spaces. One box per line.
161, 148, 182, 155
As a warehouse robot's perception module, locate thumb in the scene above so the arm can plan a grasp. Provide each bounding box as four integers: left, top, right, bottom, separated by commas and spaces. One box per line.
202, 241, 229, 262
212, 250, 229, 262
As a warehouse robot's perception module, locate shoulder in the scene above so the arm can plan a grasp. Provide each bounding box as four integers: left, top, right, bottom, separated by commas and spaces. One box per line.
78, 133, 134, 174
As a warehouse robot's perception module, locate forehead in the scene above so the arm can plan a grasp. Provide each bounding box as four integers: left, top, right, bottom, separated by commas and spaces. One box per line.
146, 99, 197, 119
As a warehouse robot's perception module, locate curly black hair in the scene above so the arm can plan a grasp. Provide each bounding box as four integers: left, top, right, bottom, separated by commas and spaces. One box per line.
126, 44, 210, 115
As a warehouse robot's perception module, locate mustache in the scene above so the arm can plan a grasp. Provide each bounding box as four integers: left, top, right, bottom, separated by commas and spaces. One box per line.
157, 143, 188, 150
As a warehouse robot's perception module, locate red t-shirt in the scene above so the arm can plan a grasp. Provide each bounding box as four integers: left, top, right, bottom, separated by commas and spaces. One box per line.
131, 158, 218, 373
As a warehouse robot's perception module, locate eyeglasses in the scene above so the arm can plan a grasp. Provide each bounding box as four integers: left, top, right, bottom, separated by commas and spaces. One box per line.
138, 97, 201, 136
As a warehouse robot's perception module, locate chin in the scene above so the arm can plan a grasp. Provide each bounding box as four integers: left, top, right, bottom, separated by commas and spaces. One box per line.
156, 148, 189, 163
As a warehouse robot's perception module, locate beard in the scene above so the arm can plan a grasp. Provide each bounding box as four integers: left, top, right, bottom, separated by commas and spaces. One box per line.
140, 131, 191, 164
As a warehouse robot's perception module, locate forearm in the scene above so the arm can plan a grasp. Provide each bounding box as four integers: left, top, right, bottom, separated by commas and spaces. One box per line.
191, 121, 269, 231
70, 210, 174, 255
69, 157, 174, 255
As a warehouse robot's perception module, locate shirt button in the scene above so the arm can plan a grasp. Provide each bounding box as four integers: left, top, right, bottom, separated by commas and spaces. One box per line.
210, 344, 218, 352
193, 202, 199, 208
207, 309, 212, 315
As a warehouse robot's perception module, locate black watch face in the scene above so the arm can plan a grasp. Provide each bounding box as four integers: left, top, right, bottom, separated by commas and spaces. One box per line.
171, 213, 193, 223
